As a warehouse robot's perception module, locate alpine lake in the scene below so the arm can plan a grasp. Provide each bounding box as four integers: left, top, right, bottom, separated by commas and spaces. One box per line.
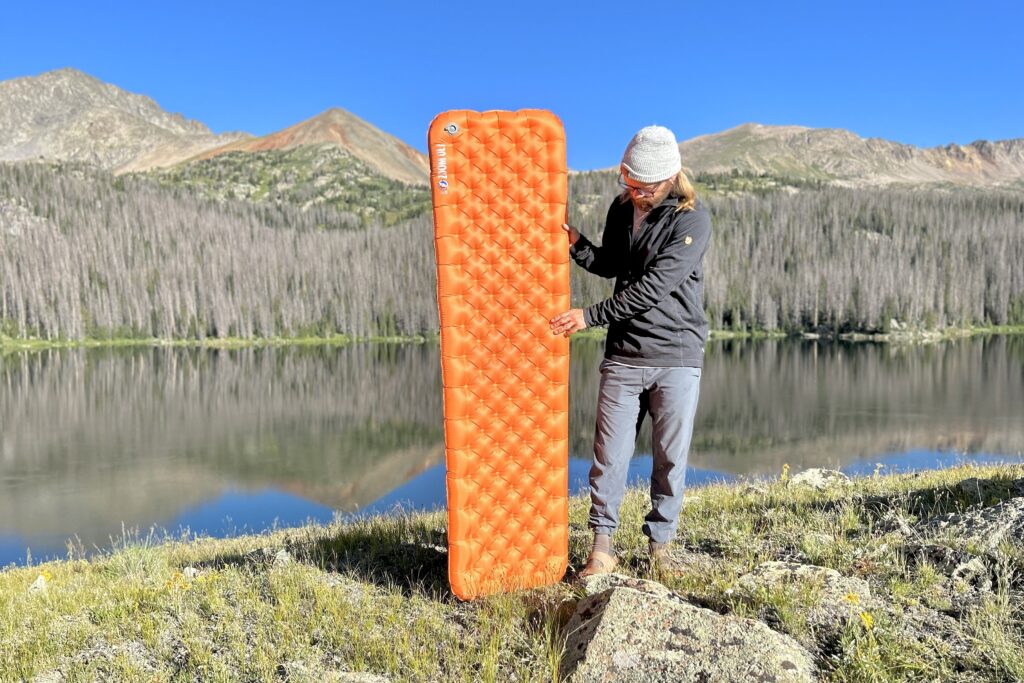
2, 334, 1022, 567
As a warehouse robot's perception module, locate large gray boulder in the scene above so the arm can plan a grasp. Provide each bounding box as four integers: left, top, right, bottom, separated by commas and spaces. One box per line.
563, 574, 816, 682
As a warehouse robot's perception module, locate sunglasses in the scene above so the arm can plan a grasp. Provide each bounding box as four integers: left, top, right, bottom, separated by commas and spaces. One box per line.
617, 176, 665, 197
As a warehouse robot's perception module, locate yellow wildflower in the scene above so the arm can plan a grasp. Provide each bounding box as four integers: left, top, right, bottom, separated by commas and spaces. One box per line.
164, 571, 186, 591
859, 611, 874, 630
844, 592, 860, 604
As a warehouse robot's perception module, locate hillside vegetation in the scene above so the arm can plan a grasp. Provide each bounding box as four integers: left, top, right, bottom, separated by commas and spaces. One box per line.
1, 162, 1023, 342
143, 144, 431, 226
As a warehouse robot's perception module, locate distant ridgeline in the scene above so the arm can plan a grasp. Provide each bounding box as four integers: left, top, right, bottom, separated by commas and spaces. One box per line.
1, 161, 1023, 342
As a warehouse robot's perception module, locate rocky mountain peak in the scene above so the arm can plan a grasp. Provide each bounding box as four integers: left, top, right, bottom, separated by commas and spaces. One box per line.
0, 67, 248, 171
190, 107, 429, 186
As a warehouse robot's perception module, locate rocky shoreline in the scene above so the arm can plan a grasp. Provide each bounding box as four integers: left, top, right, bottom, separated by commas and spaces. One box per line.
555, 468, 1024, 682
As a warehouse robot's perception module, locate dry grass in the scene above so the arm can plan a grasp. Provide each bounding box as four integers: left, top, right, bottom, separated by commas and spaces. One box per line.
2, 461, 1022, 682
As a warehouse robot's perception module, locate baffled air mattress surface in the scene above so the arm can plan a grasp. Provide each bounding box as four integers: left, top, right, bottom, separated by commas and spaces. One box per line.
428, 109, 570, 600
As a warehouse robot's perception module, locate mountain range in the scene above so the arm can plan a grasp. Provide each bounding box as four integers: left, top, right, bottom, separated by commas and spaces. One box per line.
0, 68, 429, 185
2, 67, 1023, 190
0, 68, 246, 173
675, 123, 1024, 187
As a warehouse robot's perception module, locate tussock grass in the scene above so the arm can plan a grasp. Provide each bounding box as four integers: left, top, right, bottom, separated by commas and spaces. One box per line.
2, 462, 1022, 681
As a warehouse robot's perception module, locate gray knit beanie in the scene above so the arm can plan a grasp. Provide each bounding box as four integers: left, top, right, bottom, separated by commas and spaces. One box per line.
621, 125, 682, 183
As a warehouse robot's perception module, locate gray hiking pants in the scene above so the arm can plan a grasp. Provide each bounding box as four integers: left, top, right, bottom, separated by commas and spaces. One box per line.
589, 359, 702, 544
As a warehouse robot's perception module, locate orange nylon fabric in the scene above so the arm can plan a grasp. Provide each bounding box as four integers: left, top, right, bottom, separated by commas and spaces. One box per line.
427, 109, 570, 600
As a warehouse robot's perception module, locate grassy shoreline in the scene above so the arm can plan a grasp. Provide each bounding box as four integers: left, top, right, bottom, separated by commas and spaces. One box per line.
3, 462, 1023, 681
0, 333, 438, 352
2, 325, 1023, 352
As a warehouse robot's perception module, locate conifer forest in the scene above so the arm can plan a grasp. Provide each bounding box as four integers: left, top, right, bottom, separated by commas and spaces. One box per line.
1, 162, 1022, 341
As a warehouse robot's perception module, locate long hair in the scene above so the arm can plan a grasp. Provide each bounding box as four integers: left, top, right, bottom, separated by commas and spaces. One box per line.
671, 167, 697, 213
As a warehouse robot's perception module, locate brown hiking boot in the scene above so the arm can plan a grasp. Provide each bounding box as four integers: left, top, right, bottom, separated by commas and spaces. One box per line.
649, 541, 679, 573
579, 549, 618, 578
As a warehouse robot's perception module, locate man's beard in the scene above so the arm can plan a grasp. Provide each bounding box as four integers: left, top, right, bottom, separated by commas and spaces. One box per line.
631, 195, 657, 212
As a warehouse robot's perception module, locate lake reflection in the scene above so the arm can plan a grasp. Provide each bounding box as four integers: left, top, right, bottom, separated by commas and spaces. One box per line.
2, 336, 1023, 566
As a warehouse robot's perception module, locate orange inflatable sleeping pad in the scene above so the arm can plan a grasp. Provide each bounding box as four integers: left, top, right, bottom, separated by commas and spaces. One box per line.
427, 109, 570, 600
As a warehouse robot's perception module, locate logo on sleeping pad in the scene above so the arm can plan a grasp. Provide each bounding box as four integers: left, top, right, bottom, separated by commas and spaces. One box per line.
434, 143, 449, 195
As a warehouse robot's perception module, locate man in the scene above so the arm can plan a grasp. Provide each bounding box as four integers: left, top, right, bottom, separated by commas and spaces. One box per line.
549, 125, 712, 576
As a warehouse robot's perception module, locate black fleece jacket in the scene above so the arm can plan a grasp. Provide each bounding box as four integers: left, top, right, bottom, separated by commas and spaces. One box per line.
569, 193, 712, 368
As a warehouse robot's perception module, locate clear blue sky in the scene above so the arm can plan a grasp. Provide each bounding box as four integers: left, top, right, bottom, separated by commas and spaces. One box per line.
2, 1, 1021, 170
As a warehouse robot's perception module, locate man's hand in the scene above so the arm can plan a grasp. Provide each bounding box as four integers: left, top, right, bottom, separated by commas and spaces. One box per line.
561, 223, 580, 247
549, 309, 586, 337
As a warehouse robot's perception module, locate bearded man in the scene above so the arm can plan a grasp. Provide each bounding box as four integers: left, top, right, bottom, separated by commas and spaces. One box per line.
549, 125, 712, 576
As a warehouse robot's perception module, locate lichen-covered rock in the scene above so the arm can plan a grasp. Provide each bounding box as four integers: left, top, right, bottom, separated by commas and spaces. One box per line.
873, 508, 916, 537
734, 560, 878, 650
733, 558, 984, 667
324, 672, 392, 682
902, 542, 973, 574
893, 602, 978, 662
917, 497, 1024, 551
741, 481, 770, 496
280, 663, 393, 683
737, 560, 872, 605
578, 573, 677, 599
951, 556, 994, 591
30, 673, 63, 683
653, 545, 732, 576
562, 575, 816, 682
948, 550, 1012, 594
28, 574, 47, 594
787, 468, 851, 491
901, 539, 1017, 619
57, 640, 157, 678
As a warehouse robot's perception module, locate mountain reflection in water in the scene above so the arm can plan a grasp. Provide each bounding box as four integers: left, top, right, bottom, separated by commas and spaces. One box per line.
1, 336, 1022, 566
